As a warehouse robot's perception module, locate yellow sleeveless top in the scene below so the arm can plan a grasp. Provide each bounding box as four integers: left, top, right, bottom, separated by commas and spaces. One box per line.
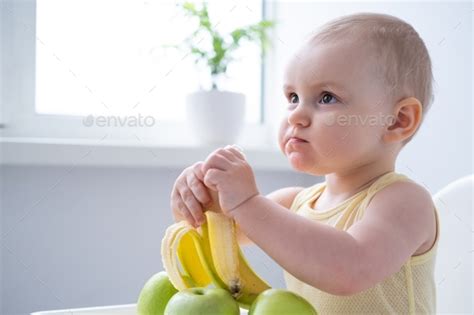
283, 171, 439, 314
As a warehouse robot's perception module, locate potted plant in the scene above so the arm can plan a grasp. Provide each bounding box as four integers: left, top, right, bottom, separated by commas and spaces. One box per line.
168, 1, 274, 145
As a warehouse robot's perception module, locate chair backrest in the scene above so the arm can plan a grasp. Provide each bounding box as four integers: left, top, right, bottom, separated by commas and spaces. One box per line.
432, 174, 473, 314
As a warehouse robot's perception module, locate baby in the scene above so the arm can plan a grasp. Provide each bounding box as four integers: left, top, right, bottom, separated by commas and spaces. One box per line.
171, 12, 438, 314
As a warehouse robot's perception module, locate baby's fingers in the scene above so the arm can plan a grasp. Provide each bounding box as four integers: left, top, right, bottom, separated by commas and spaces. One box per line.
170, 187, 187, 222
170, 181, 199, 227
192, 161, 206, 181
186, 171, 211, 209
175, 195, 199, 228
177, 185, 205, 227
225, 144, 246, 161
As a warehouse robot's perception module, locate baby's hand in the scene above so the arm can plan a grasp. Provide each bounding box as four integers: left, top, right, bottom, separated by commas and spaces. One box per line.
201, 145, 260, 217
170, 161, 213, 228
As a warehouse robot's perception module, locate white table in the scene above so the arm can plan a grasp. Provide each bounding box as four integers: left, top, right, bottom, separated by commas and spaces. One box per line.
32, 304, 248, 315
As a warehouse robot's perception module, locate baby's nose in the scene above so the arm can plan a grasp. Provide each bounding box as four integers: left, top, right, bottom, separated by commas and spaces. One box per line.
287, 104, 311, 126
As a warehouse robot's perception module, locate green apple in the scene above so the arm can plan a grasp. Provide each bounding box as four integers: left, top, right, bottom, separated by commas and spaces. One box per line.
164, 287, 240, 315
137, 271, 178, 315
249, 288, 318, 315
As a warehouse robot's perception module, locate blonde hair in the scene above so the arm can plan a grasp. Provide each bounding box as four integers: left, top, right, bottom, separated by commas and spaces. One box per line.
309, 13, 434, 143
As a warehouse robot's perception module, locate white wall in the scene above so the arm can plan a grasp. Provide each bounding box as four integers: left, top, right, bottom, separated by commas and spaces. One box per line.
1, 0, 5, 313
0, 0, 3, 127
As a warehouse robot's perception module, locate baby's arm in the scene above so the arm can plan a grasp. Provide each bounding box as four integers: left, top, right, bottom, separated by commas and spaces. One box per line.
237, 187, 304, 246
232, 181, 435, 295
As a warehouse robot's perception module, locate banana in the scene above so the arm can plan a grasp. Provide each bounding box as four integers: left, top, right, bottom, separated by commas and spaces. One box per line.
161, 221, 194, 289
177, 228, 212, 287
161, 210, 271, 309
205, 211, 241, 296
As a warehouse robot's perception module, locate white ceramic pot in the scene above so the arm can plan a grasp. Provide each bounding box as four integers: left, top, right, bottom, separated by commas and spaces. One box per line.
186, 90, 246, 146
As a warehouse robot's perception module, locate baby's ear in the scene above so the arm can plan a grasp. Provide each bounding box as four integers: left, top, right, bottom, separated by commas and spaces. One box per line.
382, 97, 423, 144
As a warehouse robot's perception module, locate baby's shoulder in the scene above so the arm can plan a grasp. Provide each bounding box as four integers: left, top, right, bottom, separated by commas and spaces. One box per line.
266, 186, 307, 210
370, 179, 435, 212
367, 179, 436, 252
385, 179, 432, 202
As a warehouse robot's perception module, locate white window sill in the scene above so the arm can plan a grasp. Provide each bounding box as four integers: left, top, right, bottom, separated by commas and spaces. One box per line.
0, 137, 292, 170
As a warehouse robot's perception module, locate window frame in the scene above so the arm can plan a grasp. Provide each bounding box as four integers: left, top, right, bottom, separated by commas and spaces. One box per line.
1, 0, 280, 149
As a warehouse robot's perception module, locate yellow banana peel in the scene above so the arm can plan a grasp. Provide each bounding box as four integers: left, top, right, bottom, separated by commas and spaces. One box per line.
161, 210, 271, 309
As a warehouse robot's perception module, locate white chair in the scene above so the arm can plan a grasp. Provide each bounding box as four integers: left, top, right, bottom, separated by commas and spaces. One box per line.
432, 174, 473, 314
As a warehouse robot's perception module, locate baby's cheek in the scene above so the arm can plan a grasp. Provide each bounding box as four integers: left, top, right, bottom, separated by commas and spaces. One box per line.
312, 121, 350, 156
319, 118, 367, 158
339, 124, 382, 163
277, 120, 288, 153
315, 113, 349, 139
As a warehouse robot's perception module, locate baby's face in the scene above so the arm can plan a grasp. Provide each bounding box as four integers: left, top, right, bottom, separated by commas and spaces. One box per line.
278, 39, 395, 175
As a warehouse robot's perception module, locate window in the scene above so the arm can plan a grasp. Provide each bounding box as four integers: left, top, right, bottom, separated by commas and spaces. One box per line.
35, 0, 264, 123
1, 0, 278, 147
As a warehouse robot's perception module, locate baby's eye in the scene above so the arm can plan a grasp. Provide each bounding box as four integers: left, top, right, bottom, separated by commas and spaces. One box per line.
289, 93, 299, 104
319, 92, 338, 105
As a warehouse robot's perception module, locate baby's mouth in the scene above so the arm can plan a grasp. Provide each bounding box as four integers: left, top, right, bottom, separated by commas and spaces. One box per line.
288, 137, 308, 144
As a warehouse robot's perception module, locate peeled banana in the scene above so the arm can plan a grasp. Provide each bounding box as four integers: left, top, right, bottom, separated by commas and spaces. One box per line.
161, 210, 271, 309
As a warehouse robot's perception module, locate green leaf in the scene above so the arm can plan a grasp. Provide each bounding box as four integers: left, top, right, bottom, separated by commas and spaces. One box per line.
170, 1, 276, 87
